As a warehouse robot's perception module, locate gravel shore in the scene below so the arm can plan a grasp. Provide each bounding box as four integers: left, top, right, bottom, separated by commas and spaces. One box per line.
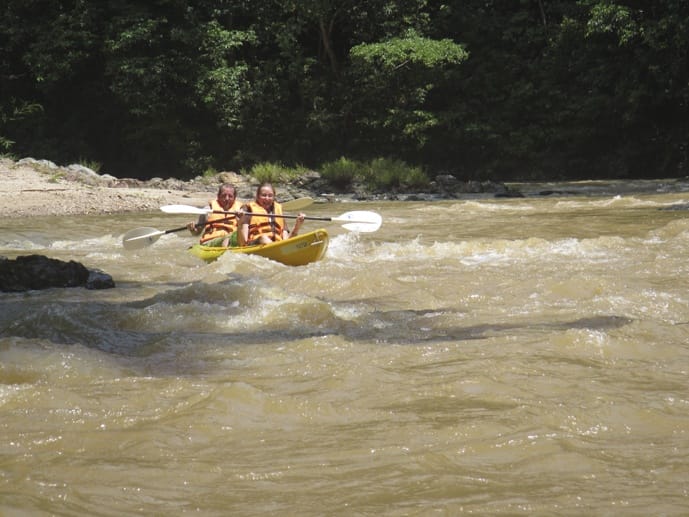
8, 157, 681, 220
1, 157, 523, 220
0, 158, 314, 219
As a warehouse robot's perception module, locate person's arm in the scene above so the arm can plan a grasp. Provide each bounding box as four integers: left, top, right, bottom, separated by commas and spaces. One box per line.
286, 213, 305, 239
188, 214, 207, 234
237, 206, 251, 246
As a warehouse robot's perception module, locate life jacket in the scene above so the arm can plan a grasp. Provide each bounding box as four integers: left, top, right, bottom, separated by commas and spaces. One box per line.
246, 201, 284, 242
200, 199, 242, 244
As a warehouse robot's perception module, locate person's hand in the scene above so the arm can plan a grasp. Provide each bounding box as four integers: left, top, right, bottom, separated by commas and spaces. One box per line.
292, 212, 305, 235
187, 222, 199, 233
239, 207, 252, 224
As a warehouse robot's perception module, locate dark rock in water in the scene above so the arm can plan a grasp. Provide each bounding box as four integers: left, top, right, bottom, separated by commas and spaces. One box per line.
86, 269, 116, 289
0, 255, 115, 292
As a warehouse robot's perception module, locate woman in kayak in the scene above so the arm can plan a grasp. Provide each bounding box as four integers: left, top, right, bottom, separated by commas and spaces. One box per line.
187, 183, 243, 247
238, 182, 305, 245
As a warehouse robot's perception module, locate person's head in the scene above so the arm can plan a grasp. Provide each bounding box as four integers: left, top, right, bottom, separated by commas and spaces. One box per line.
254, 182, 276, 210
216, 183, 237, 210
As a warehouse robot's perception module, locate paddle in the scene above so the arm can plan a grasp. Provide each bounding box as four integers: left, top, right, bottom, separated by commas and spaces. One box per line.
160, 204, 382, 233
121, 197, 315, 250
122, 225, 190, 250
281, 197, 315, 211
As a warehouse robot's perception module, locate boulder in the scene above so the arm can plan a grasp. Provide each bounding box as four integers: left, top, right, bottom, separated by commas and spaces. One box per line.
0, 255, 115, 292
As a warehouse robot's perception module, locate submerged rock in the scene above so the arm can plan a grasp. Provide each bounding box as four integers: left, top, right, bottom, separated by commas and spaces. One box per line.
0, 255, 115, 292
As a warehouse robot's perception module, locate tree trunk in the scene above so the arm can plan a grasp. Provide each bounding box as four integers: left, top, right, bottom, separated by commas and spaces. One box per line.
319, 17, 339, 75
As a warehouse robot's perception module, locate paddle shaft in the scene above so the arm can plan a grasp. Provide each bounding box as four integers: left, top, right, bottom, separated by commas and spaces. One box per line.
163, 219, 234, 234
211, 211, 355, 223
164, 224, 191, 235
159, 204, 382, 231
127, 217, 234, 242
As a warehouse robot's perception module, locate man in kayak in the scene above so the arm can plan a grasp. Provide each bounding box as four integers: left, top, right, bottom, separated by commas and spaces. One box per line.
238, 182, 306, 245
187, 183, 243, 247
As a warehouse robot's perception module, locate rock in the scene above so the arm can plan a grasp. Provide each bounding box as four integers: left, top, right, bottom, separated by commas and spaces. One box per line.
291, 170, 321, 187
87, 269, 116, 290
16, 158, 59, 170
0, 255, 115, 292
217, 171, 244, 185
435, 174, 460, 186
66, 164, 101, 178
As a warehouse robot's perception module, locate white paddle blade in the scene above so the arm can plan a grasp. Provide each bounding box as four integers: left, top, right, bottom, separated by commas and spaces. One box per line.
282, 197, 313, 211
122, 227, 165, 250
160, 204, 210, 215
334, 211, 382, 233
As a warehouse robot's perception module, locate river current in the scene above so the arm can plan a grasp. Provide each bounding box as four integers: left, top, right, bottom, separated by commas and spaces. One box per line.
2, 183, 689, 515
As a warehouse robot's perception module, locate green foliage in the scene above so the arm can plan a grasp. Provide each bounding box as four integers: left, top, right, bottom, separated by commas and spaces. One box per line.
321, 156, 428, 191
585, 3, 639, 45
0, 0, 687, 180
202, 167, 218, 178
320, 157, 363, 189
195, 21, 257, 130
0, 137, 13, 153
79, 159, 102, 173
348, 31, 469, 151
350, 32, 468, 69
0, 100, 43, 152
48, 171, 66, 183
245, 162, 306, 184
362, 158, 429, 191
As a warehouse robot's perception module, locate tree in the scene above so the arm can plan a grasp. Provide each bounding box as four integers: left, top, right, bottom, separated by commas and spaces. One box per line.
348, 31, 468, 157
1, 0, 687, 179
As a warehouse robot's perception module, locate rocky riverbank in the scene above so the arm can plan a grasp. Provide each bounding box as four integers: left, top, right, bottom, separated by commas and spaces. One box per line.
5, 156, 689, 220
0, 157, 514, 218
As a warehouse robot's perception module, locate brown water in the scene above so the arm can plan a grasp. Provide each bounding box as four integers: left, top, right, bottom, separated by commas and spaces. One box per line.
2, 187, 689, 515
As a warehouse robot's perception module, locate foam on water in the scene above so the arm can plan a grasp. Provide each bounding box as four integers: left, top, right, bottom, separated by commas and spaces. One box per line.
4, 196, 689, 514
419, 200, 538, 214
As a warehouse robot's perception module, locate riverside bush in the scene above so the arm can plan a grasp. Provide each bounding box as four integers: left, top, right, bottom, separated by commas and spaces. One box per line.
363, 158, 429, 190
320, 157, 429, 191
320, 157, 362, 189
246, 162, 306, 183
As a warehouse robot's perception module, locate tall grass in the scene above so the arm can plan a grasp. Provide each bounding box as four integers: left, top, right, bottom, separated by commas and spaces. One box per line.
364, 158, 429, 190
320, 157, 362, 189
243, 157, 429, 192
79, 158, 102, 173
320, 157, 429, 191
245, 162, 308, 184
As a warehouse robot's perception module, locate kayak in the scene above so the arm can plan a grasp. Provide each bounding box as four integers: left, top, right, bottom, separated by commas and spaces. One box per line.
188, 229, 329, 266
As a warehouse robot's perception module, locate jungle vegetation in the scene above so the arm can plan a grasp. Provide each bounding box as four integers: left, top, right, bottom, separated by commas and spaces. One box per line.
1, 1, 687, 181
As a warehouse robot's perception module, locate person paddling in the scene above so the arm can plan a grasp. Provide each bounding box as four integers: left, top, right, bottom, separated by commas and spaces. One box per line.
238, 182, 305, 246
188, 183, 243, 247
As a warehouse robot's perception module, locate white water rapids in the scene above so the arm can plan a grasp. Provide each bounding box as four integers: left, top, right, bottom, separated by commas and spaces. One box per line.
2, 183, 689, 514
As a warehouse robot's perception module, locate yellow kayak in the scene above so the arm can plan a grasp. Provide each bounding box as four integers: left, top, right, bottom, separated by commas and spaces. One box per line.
188, 229, 329, 266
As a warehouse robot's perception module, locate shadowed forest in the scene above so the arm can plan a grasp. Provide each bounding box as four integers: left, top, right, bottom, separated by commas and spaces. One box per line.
1, 1, 687, 181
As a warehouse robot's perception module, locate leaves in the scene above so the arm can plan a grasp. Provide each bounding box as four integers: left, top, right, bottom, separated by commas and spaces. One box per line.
350, 33, 468, 69
0, 0, 687, 180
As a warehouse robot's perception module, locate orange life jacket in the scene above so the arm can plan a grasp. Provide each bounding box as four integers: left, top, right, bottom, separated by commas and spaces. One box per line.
200, 199, 242, 244
246, 201, 284, 242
